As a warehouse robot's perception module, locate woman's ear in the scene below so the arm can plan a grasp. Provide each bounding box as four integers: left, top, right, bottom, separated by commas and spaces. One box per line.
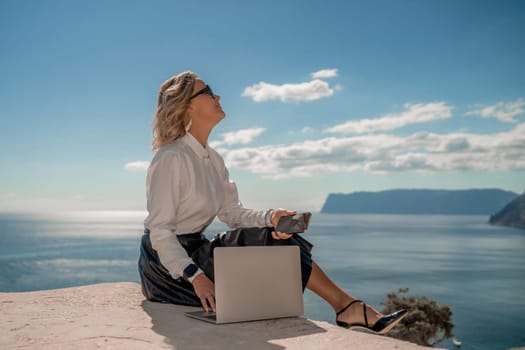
186, 102, 194, 115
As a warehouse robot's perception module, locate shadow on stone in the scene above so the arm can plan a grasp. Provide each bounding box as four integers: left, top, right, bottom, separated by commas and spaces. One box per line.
141, 300, 327, 350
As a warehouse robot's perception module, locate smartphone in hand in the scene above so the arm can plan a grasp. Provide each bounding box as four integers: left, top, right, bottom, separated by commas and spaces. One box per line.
276, 212, 312, 234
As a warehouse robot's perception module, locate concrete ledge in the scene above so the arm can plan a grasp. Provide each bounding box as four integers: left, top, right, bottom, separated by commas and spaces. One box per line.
0, 282, 442, 349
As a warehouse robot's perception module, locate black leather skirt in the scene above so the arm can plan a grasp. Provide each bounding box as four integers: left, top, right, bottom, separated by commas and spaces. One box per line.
138, 227, 314, 306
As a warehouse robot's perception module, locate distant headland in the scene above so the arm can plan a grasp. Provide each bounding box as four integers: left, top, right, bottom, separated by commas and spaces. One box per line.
489, 192, 525, 229
321, 189, 519, 215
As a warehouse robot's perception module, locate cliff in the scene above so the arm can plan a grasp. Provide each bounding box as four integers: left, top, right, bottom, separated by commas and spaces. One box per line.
321, 189, 518, 215
0, 282, 442, 350
489, 192, 525, 229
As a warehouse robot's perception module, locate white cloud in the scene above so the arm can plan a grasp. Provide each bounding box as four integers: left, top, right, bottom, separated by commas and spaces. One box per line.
220, 122, 525, 179
221, 127, 265, 145
242, 79, 334, 102
465, 98, 525, 123
325, 102, 453, 134
124, 161, 149, 171
210, 128, 266, 148
311, 68, 338, 79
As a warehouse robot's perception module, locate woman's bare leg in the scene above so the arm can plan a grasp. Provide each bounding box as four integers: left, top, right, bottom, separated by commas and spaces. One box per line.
306, 261, 383, 325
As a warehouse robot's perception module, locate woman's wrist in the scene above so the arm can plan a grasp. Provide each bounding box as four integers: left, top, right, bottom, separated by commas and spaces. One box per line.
183, 263, 203, 283
189, 270, 205, 284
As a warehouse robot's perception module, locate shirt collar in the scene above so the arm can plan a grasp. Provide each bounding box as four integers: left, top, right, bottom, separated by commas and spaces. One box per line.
182, 132, 210, 159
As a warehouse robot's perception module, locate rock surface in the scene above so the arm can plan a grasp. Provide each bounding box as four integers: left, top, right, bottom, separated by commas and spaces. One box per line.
0, 282, 443, 350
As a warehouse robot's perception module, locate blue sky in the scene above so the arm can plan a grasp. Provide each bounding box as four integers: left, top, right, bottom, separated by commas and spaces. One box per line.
1, 0, 524, 212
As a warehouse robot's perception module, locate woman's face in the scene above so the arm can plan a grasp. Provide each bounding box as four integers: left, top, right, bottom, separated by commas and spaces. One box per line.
188, 79, 225, 129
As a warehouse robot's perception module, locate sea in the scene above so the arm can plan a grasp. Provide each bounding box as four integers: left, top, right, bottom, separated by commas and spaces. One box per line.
0, 211, 524, 350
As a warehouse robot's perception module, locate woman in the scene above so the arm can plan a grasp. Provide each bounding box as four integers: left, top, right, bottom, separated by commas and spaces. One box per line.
138, 71, 407, 334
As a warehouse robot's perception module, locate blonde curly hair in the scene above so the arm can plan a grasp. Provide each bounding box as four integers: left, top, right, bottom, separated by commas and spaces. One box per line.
152, 71, 199, 151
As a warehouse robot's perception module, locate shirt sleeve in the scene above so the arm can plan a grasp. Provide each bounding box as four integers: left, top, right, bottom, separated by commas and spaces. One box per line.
214, 153, 274, 229
146, 151, 203, 280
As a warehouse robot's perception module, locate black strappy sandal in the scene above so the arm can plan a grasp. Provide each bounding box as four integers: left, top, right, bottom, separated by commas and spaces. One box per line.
336, 299, 408, 335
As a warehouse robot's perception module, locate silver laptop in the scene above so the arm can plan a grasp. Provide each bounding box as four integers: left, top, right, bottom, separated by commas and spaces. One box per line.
184, 246, 304, 324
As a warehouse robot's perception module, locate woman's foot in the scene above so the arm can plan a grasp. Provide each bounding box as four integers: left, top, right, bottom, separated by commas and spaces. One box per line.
336, 299, 382, 327
335, 299, 407, 334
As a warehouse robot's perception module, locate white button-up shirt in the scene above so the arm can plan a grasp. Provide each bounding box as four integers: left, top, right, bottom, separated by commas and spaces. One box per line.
144, 132, 273, 281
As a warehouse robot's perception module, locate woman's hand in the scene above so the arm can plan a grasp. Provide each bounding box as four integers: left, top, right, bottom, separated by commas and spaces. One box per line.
191, 273, 216, 312
270, 208, 297, 240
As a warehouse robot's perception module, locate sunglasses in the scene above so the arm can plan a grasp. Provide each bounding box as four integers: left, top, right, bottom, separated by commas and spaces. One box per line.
190, 84, 215, 99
